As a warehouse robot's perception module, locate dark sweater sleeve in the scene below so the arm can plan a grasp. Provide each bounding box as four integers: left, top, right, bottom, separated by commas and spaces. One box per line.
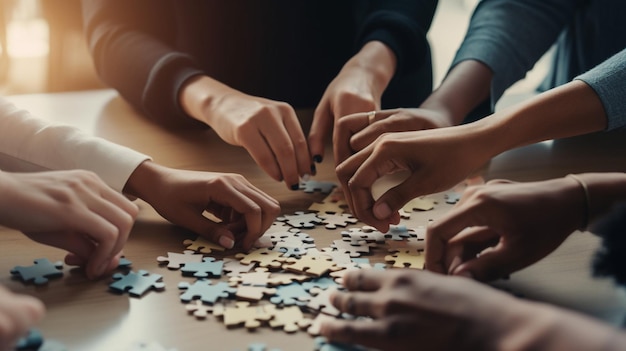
357, 0, 438, 77
452, 0, 583, 107
82, 0, 203, 125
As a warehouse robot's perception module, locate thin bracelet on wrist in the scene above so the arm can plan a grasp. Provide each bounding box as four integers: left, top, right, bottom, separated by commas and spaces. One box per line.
567, 174, 590, 229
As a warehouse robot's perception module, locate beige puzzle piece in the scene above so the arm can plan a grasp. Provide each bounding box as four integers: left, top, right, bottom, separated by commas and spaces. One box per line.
284, 255, 343, 277
156, 250, 203, 269
183, 236, 225, 254
235, 248, 287, 269
402, 196, 436, 212
185, 300, 212, 319
268, 306, 312, 333
235, 285, 277, 301
213, 301, 276, 330
385, 250, 425, 269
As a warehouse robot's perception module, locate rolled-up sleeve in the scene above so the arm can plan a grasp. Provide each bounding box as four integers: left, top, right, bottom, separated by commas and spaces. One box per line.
576, 48, 626, 131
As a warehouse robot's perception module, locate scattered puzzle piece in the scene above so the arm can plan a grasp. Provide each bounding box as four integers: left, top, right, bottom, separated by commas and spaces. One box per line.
268, 305, 312, 333
318, 213, 358, 229
213, 301, 275, 330
444, 191, 461, 204
308, 201, 347, 215
385, 250, 425, 269
269, 282, 311, 306
110, 270, 165, 297
284, 255, 343, 276
178, 280, 235, 304
156, 250, 203, 270
223, 258, 255, 277
383, 225, 417, 241
235, 248, 287, 269
183, 236, 225, 254
306, 287, 342, 316
331, 240, 374, 258
236, 285, 277, 301
300, 180, 337, 194
185, 300, 213, 319
341, 227, 385, 243
277, 211, 323, 229
180, 257, 224, 278
11, 258, 63, 285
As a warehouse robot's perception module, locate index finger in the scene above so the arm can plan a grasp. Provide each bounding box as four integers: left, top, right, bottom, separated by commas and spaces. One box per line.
333, 112, 369, 166
425, 204, 481, 273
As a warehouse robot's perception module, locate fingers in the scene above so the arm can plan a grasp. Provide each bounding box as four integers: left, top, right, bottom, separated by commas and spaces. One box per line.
282, 109, 314, 178
242, 131, 283, 182
0, 287, 45, 351
342, 269, 385, 292
308, 101, 333, 164
452, 243, 522, 282
321, 316, 416, 351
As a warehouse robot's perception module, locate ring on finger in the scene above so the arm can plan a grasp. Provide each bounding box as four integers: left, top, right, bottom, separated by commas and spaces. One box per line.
367, 110, 376, 125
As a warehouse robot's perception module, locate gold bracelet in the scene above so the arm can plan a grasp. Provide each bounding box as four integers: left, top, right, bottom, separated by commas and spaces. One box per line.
567, 174, 589, 229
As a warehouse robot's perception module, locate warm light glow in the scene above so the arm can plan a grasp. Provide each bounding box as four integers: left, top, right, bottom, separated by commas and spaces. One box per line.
7, 18, 49, 58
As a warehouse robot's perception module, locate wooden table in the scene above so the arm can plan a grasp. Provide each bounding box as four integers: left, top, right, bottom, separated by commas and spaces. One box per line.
2, 90, 626, 350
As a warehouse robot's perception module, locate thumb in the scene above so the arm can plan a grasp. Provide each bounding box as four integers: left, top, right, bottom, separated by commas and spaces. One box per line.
452, 246, 519, 282
373, 174, 423, 220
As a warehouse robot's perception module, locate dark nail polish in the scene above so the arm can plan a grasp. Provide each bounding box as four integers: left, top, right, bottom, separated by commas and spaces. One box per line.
291, 184, 300, 191
310, 164, 317, 174
313, 155, 323, 163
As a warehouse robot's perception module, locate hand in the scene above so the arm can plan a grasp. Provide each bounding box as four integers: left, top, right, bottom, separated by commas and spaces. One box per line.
320, 269, 528, 351
336, 123, 493, 232
426, 178, 584, 281
0, 285, 45, 351
124, 162, 281, 251
308, 41, 396, 165
206, 89, 312, 190
333, 107, 453, 166
0, 170, 137, 279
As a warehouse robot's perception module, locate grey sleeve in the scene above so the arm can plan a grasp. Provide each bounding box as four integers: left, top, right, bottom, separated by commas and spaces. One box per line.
451, 0, 581, 107
575, 48, 626, 131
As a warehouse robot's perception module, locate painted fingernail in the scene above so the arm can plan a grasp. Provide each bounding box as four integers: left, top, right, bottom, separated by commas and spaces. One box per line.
310, 164, 317, 175
219, 235, 235, 249
374, 202, 392, 219
291, 184, 300, 191
313, 155, 323, 163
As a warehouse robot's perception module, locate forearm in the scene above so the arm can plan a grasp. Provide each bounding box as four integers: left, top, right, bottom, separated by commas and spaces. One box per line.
179, 75, 238, 126
574, 173, 626, 228
473, 80, 607, 158
420, 60, 493, 126
349, 41, 397, 93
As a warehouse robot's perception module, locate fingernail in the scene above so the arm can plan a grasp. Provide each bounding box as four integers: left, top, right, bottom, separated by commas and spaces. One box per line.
310, 164, 317, 175
313, 155, 323, 163
302, 174, 311, 182
291, 184, 300, 191
219, 235, 235, 249
374, 202, 392, 219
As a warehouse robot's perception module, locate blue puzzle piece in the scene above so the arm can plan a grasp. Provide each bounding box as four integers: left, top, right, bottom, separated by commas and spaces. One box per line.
314, 337, 366, 351
16, 328, 43, 350
180, 257, 224, 278
11, 258, 63, 285
178, 280, 235, 304
110, 270, 165, 297
300, 180, 337, 194
269, 282, 310, 306
302, 276, 340, 292
384, 225, 416, 241
118, 256, 132, 269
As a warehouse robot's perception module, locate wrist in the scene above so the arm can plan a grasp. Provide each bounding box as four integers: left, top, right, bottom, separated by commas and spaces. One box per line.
348, 41, 397, 90
123, 160, 164, 202
179, 75, 234, 126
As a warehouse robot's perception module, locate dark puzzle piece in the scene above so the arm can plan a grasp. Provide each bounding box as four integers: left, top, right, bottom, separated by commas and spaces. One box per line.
15, 328, 43, 350
109, 270, 165, 297
11, 258, 63, 285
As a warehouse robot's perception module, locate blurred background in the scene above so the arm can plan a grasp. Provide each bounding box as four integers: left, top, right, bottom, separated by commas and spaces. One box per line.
0, 0, 548, 96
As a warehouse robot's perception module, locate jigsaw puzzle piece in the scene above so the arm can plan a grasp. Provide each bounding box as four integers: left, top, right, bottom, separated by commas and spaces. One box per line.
213, 301, 275, 330
235, 248, 287, 269
284, 255, 343, 277
300, 180, 337, 194
402, 196, 436, 212
178, 280, 235, 304
268, 305, 312, 333
180, 257, 224, 278
156, 250, 203, 270
318, 213, 358, 230
183, 236, 225, 254
276, 211, 322, 229
110, 270, 165, 297
185, 300, 213, 319
269, 282, 311, 306
385, 250, 425, 269
11, 258, 63, 285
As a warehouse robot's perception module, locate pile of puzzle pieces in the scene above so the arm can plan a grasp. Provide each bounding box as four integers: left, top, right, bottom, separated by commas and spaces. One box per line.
10, 180, 463, 350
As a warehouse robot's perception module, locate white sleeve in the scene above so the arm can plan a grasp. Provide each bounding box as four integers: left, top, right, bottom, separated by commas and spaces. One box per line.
0, 96, 151, 192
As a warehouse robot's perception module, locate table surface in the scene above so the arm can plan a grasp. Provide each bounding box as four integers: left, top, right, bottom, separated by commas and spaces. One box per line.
2, 90, 626, 351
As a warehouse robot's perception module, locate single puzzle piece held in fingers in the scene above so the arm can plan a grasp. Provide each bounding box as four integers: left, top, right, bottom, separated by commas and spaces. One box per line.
180, 257, 224, 278
300, 180, 337, 194
277, 211, 323, 229
11, 258, 63, 285
110, 270, 165, 297
178, 280, 236, 304
156, 250, 203, 270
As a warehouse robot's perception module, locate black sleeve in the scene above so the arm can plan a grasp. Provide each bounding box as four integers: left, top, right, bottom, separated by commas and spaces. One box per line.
82, 0, 203, 125
356, 0, 438, 76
